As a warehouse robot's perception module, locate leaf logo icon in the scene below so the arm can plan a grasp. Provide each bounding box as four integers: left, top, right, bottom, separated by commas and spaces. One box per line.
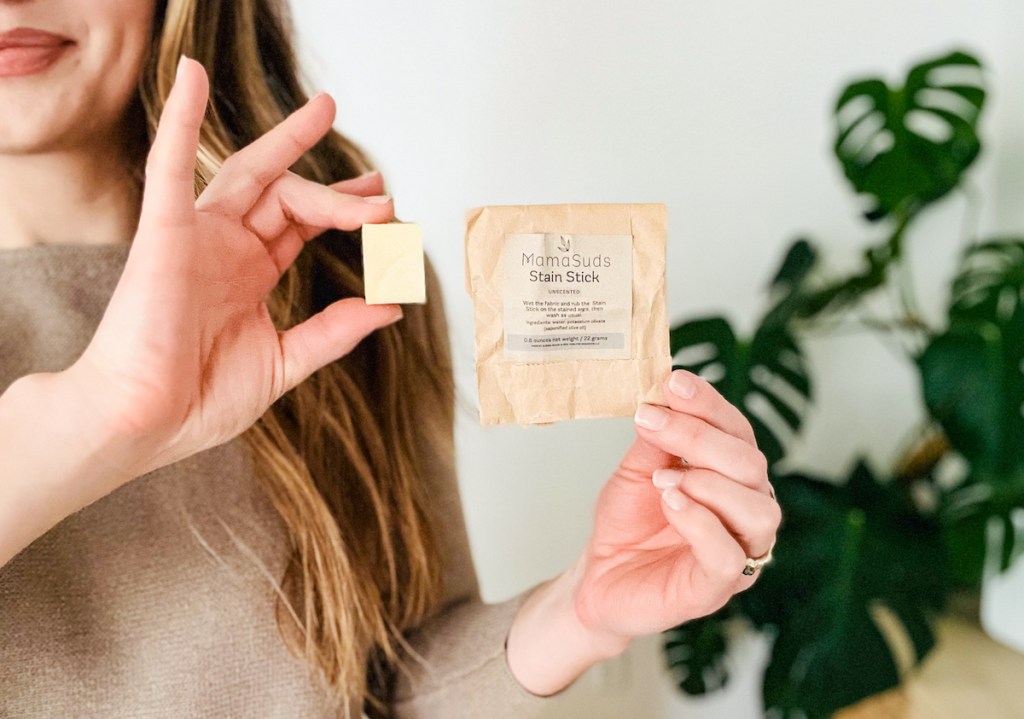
558, 235, 571, 253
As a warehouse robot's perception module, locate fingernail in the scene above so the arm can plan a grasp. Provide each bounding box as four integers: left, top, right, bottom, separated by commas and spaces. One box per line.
176, 55, 188, 82
652, 469, 679, 490
365, 195, 391, 204
307, 91, 328, 104
359, 169, 381, 178
635, 403, 669, 430
669, 371, 697, 399
661, 488, 686, 511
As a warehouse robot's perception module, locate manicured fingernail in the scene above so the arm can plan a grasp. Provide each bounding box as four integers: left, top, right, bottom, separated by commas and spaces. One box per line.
635, 403, 669, 430
652, 469, 679, 490
669, 371, 697, 399
307, 91, 328, 104
661, 488, 686, 511
365, 195, 391, 204
176, 55, 188, 81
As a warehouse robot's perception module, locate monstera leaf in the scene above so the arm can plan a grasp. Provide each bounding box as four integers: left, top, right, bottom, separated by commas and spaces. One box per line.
919, 327, 1005, 469
763, 237, 893, 324
664, 609, 733, 695
670, 318, 809, 468
920, 240, 1024, 584
664, 465, 948, 717
950, 240, 1024, 323
920, 240, 1024, 475
760, 239, 818, 328
834, 50, 985, 221
758, 465, 947, 719
671, 246, 813, 467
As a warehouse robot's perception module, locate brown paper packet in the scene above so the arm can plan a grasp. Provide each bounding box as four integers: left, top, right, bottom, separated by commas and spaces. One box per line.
465, 203, 671, 425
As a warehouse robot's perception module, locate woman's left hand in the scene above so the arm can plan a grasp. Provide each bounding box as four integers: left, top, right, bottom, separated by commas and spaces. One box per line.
578, 368, 778, 635
507, 369, 780, 696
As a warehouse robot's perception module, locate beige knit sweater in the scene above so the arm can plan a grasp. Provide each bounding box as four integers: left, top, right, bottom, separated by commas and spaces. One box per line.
0, 244, 548, 718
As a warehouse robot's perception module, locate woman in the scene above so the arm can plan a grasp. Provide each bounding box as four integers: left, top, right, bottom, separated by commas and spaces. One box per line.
0, 0, 779, 717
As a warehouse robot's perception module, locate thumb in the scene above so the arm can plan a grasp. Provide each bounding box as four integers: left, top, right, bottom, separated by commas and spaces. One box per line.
139, 57, 210, 230
278, 299, 403, 394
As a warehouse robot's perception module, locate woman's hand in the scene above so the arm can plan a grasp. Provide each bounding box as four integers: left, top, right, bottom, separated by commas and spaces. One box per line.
72, 58, 400, 478
0, 58, 397, 566
507, 370, 780, 695
577, 369, 778, 634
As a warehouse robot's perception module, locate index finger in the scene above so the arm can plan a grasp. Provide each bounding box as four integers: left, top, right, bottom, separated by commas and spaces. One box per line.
659, 370, 757, 446
328, 170, 385, 197
198, 93, 338, 217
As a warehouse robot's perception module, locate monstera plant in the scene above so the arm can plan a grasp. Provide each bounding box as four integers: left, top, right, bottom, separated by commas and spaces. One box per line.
664, 49, 1024, 718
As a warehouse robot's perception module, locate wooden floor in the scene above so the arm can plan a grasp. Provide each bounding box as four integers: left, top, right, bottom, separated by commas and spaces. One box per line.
836, 616, 1024, 719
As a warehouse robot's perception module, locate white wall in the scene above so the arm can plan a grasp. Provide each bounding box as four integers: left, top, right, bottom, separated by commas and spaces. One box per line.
292, 3, 1022, 716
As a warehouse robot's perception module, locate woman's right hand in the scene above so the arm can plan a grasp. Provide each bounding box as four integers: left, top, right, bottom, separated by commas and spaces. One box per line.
0, 58, 398, 566
68, 57, 399, 480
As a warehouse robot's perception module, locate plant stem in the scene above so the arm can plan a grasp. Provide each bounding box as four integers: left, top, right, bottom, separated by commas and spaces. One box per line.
958, 183, 982, 247
798, 315, 925, 337
886, 208, 923, 325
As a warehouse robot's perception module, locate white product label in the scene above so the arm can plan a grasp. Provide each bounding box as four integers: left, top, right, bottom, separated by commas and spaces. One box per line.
502, 233, 633, 361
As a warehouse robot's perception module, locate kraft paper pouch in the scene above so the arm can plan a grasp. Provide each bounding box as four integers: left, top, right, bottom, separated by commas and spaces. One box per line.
465, 203, 671, 425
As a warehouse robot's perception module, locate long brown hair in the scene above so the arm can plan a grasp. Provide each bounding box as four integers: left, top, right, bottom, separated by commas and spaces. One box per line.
136, 0, 451, 708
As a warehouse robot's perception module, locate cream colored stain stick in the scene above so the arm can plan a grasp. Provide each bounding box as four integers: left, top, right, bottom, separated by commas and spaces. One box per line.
361, 222, 427, 304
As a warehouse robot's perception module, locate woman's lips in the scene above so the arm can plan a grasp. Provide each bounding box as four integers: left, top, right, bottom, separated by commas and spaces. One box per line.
0, 28, 74, 78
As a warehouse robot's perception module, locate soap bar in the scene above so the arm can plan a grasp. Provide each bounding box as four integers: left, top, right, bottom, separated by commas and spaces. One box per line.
361, 222, 426, 304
